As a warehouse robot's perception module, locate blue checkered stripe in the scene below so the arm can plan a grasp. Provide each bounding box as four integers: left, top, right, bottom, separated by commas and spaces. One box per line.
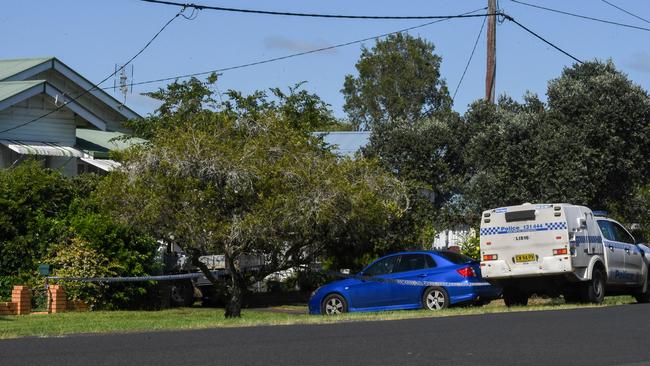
480, 221, 568, 236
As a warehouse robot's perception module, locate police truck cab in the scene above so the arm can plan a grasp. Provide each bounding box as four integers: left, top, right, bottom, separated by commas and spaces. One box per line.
479, 203, 650, 306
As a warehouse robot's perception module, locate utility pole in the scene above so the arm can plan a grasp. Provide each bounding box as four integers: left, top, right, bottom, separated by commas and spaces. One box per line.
486, 0, 497, 103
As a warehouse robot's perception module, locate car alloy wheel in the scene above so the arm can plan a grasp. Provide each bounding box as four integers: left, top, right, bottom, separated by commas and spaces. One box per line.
322, 294, 348, 315
423, 287, 449, 310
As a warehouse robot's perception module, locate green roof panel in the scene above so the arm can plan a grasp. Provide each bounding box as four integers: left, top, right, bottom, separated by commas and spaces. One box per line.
75, 128, 147, 158
0, 57, 53, 81
0, 80, 44, 103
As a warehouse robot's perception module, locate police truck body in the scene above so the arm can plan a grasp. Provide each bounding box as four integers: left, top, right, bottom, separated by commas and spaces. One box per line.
479, 203, 650, 306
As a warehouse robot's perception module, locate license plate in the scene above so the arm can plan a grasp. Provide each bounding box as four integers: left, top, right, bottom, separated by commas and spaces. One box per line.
514, 253, 536, 263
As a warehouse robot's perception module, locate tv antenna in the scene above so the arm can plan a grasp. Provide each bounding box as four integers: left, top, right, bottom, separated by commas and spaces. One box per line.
113, 64, 134, 104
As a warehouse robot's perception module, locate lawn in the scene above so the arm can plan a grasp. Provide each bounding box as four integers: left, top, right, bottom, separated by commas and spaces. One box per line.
0, 296, 636, 340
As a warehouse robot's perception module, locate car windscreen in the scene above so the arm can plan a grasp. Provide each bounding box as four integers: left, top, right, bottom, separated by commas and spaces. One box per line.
436, 251, 475, 264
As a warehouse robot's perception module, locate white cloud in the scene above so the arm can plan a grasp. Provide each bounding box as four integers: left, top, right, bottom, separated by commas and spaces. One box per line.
626, 52, 650, 73
264, 36, 338, 54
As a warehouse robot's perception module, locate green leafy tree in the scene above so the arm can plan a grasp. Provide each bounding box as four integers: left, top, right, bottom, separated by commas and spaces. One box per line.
98, 80, 409, 317
459, 60, 650, 225
342, 33, 452, 130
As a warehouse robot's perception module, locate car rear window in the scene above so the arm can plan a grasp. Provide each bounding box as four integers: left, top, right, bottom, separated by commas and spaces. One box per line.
436, 251, 475, 264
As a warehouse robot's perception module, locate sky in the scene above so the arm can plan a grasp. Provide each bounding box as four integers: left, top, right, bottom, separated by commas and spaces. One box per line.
2, 0, 650, 119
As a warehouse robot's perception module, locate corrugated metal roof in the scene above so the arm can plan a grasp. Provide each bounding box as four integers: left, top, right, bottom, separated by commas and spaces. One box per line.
80, 158, 121, 172
0, 80, 43, 102
314, 131, 370, 157
0, 139, 84, 157
0, 57, 53, 81
75, 128, 146, 157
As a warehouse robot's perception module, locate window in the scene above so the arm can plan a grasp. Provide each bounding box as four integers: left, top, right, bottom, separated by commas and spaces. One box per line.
597, 220, 615, 241
394, 254, 435, 273
612, 222, 636, 244
363, 256, 399, 276
437, 251, 475, 264
598, 220, 635, 244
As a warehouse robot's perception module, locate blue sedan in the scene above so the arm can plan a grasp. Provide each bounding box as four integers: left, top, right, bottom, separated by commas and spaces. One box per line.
309, 251, 501, 315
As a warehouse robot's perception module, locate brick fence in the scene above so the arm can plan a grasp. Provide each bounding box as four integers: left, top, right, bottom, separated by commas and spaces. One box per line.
0, 285, 31, 316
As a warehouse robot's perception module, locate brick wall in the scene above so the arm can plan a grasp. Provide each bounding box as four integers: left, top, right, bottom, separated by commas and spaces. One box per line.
12, 285, 31, 315
48, 284, 67, 313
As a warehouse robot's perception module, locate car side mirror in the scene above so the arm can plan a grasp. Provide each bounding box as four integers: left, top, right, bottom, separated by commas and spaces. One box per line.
577, 217, 587, 229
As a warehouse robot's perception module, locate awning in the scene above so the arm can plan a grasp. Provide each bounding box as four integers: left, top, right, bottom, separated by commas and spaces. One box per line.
79, 158, 121, 172
0, 139, 84, 157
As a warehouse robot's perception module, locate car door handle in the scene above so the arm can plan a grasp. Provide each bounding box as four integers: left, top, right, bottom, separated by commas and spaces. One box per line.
418, 274, 428, 278
625, 248, 630, 254
609, 245, 614, 251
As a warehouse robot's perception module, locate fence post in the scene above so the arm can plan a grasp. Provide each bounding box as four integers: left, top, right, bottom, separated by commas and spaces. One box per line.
11, 285, 31, 315
48, 284, 66, 314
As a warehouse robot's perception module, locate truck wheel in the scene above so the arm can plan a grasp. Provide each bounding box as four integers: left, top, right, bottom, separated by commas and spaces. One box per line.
581, 267, 605, 304
170, 280, 195, 307
634, 273, 650, 304
503, 287, 528, 307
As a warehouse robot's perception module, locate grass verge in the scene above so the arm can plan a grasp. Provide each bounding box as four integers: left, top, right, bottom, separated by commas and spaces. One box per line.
0, 296, 636, 340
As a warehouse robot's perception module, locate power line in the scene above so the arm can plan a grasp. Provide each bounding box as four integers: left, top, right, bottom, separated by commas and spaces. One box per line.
452, 15, 486, 101
92, 7, 488, 91
600, 0, 650, 25
510, 0, 650, 32
504, 14, 583, 64
0, 8, 187, 134
140, 0, 494, 20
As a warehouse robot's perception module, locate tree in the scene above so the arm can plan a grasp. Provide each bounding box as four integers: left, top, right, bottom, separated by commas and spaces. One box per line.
342, 33, 452, 130
459, 60, 650, 225
545, 60, 650, 212
99, 80, 409, 317
125, 77, 351, 139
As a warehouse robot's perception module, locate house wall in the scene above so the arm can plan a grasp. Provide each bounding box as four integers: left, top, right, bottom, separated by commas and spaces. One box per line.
0, 94, 78, 176
30, 69, 131, 133
0, 94, 76, 145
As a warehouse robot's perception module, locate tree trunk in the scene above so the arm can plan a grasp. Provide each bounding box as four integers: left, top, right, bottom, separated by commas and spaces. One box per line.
225, 255, 245, 318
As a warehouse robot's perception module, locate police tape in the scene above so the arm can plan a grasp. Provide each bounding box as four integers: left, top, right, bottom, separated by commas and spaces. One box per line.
46, 271, 226, 283
47, 268, 492, 288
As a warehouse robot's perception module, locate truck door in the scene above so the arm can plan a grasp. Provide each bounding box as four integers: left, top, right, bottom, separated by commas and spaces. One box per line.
610, 221, 644, 285
597, 220, 627, 285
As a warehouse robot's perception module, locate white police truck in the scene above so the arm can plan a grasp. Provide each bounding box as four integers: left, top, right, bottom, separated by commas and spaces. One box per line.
479, 203, 650, 306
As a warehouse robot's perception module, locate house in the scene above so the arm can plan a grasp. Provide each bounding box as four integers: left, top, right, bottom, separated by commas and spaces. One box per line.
0, 57, 142, 176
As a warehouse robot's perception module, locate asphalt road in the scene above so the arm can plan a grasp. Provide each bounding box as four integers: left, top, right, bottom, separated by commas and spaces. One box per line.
2, 304, 650, 366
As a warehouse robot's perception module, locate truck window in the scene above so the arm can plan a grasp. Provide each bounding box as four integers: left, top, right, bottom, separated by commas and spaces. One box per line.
611, 222, 636, 244
597, 220, 615, 241
505, 210, 536, 222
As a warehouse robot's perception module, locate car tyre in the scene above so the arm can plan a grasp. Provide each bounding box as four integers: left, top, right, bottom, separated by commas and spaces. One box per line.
422, 287, 450, 311
503, 287, 528, 307
321, 294, 348, 315
581, 267, 605, 304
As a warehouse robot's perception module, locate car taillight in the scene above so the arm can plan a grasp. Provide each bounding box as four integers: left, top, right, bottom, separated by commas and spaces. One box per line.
483, 254, 498, 261
553, 248, 568, 255
457, 267, 476, 277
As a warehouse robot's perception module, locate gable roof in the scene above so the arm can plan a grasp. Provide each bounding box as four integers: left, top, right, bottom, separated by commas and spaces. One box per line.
0, 57, 141, 121
0, 58, 53, 81
0, 80, 43, 103
0, 80, 108, 131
